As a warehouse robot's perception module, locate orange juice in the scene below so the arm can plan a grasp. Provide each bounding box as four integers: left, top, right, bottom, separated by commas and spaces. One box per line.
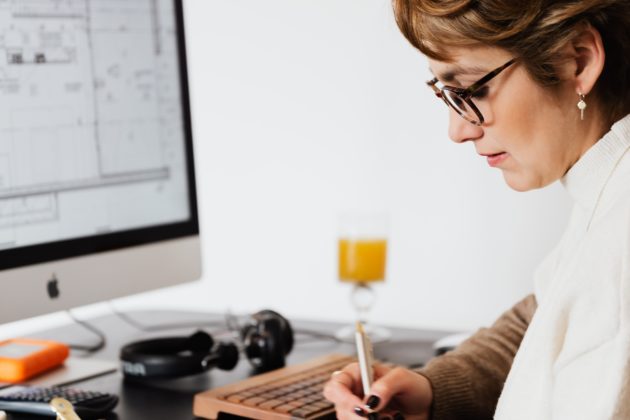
338, 238, 387, 283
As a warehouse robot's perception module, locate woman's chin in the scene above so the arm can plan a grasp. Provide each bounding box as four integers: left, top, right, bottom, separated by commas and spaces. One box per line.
502, 171, 540, 192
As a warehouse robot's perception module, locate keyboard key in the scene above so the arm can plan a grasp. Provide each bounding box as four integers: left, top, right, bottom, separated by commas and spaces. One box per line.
274, 404, 296, 413
242, 396, 266, 406
291, 406, 327, 417
259, 399, 285, 410
225, 394, 247, 403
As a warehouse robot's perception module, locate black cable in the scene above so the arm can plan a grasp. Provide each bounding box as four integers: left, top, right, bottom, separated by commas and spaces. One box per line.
65, 310, 106, 353
293, 328, 343, 343
110, 303, 343, 345
224, 311, 241, 333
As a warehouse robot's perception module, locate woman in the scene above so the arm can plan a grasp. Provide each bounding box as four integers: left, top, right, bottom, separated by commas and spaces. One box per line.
324, 1, 630, 419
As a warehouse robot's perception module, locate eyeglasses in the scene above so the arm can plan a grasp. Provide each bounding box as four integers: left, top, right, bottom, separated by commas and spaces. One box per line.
426, 58, 516, 126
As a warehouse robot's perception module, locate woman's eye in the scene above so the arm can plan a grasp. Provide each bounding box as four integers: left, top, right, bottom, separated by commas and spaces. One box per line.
471, 86, 489, 100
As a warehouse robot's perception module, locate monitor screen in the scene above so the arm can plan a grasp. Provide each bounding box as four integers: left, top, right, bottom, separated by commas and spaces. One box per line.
0, 0, 201, 323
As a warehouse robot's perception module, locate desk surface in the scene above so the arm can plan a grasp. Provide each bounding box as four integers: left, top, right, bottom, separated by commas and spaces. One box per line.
11, 310, 447, 420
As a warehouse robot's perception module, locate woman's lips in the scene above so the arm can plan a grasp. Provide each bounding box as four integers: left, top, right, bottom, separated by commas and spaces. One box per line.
486, 152, 508, 167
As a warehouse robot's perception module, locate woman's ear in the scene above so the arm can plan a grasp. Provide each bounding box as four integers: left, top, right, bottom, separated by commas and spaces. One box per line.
572, 23, 605, 96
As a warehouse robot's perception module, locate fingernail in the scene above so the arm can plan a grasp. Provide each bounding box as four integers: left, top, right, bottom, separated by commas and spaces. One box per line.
366, 395, 381, 410
367, 413, 380, 420
393, 413, 406, 420
354, 406, 367, 417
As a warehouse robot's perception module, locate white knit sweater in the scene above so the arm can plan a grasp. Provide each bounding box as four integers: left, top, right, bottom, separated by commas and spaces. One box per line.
495, 114, 630, 420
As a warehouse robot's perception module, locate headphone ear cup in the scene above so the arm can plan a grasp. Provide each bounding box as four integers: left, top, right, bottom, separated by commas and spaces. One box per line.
255, 309, 294, 356
187, 330, 214, 353
242, 330, 266, 370
261, 317, 283, 370
213, 342, 240, 371
242, 310, 294, 371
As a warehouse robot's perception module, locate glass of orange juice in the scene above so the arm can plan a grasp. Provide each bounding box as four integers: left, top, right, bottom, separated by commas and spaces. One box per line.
336, 212, 390, 342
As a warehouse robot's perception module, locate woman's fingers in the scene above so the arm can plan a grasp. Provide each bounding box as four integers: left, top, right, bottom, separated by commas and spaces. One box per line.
324, 363, 398, 419
364, 367, 433, 416
325, 363, 432, 419
323, 363, 364, 411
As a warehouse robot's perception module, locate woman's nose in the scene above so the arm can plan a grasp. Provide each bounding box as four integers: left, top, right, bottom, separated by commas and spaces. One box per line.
447, 108, 483, 144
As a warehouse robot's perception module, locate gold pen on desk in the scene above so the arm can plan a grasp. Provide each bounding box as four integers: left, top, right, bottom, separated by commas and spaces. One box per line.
49, 398, 81, 420
355, 321, 374, 397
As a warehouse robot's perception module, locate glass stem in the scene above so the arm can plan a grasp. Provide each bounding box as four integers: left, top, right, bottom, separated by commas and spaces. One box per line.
350, 283, 375, 325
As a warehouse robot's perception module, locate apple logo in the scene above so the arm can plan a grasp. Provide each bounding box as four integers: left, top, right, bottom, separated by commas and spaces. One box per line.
47, 274, 60, 299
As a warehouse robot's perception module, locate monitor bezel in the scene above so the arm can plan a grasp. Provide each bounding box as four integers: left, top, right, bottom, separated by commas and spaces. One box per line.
0, 0, 199, 272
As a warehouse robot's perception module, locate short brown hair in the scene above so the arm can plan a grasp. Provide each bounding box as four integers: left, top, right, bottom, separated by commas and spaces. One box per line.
392, 0, 630, 123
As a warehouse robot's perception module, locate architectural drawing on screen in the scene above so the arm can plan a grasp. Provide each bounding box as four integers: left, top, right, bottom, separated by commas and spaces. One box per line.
0, 0, 191, 249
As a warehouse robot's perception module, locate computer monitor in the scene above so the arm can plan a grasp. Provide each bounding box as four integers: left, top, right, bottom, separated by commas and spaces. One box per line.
0, 0, 201, 324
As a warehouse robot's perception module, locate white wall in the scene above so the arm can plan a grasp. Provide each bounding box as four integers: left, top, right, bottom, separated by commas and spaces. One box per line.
0, 0, 573, 339
151, 0, 572, 332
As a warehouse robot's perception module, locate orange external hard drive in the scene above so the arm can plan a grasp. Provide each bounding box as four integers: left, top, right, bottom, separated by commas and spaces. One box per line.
0, 338, 69, 383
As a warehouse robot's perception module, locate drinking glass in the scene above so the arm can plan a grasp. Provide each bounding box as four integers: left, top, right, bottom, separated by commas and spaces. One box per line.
336, 212, 390, 342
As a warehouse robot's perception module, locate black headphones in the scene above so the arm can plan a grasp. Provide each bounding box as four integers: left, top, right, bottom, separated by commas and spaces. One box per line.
120, 309, 294, 379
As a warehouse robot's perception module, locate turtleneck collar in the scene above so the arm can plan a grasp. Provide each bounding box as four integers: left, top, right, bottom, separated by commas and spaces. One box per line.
561, 114, 630, 228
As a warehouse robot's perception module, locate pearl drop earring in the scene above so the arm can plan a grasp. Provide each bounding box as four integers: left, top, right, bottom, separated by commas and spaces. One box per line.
577, 93, 587, 120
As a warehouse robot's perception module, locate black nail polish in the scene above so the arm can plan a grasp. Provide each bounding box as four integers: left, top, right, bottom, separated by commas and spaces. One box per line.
354, 406, 367, 417
393, 413, 406, 420
367, 413, 380, 420
366, 395, 381, 410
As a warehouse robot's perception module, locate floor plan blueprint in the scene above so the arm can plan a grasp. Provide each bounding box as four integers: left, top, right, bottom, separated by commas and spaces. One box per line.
0, 0, 191, 249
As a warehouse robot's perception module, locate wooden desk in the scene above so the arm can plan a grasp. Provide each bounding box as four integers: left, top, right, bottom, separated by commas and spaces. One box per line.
8, 311, 447, 420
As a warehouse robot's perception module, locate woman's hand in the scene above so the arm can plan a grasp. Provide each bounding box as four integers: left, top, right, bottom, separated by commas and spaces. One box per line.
323, 362, 434, 420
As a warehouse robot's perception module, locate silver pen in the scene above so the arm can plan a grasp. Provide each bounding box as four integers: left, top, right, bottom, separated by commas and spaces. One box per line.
355, 321, 374, 396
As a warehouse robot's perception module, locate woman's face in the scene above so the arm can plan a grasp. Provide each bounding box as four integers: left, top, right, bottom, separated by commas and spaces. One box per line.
428, 46, 599, 191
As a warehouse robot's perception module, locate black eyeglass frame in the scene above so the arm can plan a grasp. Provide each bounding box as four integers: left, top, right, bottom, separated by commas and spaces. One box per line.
426, 58, 516, 126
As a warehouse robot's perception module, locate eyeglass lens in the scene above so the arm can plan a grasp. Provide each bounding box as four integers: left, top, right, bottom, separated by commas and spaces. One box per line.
441, 90, 479, 124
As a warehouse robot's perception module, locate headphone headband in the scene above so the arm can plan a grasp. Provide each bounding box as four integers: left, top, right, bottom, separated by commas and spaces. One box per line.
120, 331, 217, 378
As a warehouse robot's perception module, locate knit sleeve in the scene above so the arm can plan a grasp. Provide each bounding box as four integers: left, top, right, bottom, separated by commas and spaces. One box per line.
418, 294, 537, 420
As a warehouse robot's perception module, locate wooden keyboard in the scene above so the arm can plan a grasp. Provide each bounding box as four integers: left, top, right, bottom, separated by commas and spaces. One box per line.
193, 353, 354, 420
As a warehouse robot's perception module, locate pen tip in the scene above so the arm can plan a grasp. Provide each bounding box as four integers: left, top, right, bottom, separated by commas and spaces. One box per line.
356, 321, 364, 334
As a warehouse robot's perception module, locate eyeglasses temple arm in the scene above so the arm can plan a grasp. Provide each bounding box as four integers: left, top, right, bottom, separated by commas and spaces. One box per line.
463, 58, 517, 97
